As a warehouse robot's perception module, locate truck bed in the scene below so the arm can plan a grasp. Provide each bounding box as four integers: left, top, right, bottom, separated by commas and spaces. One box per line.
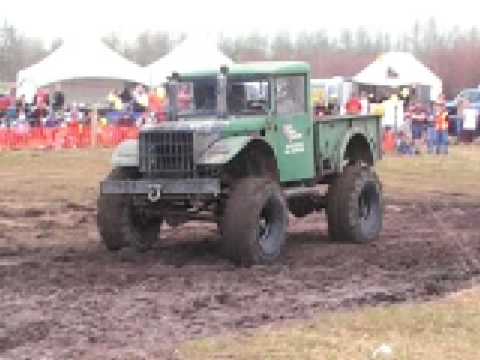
313, 115, 382, 176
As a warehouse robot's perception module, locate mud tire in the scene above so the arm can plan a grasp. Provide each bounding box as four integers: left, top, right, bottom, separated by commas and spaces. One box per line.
327, 165, 383, 243
97, 168, 160, 252
221, 177, 288, 266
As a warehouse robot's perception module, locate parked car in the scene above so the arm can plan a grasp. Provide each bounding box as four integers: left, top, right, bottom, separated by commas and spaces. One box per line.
446, 88, 480, 135
447, 88, 480, 115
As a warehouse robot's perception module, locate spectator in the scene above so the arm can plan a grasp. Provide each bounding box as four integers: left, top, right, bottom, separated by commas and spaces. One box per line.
425, 108, 436, 154
120, 86, 133, 110
16, 94, 26, 111
35, 88, 50, 108
0, 93, 11, 116
434, 100, 449, 154
99, 116, 108, 128
16, 95, 28, 121
32, 88, 49, 127
408, 102, 429, 151
52, 84, 65, 112
133, 85, 148, 113
396, 130, 414, 155
107, 89, 123, 111
1, 89, 16, 127
45, 112, 59, 128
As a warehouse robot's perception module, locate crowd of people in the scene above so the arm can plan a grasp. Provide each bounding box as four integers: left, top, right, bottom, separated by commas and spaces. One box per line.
394, 98, 450, 155
341, 91, 479, 156
392, 94, 479, 156
0, 85, 93, 130
0, 82, 171, 150
1, 80, 479, 153
105, 85, 167, 124
0, 83, 169, 134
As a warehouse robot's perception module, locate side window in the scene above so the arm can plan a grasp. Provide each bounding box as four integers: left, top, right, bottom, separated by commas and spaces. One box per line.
227, 79, 270, 115
276, 76, 306, 115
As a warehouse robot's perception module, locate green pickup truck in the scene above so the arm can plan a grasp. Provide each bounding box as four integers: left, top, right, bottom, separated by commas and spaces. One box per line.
98, 61, 383, 265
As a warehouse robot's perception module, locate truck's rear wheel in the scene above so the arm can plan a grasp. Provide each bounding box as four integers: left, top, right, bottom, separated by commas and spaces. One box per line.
221, 177, 288, 266
327, 165, 383, 243
97, 168, 160, 252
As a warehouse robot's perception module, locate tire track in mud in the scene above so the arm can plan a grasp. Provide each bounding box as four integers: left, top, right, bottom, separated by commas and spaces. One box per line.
0, 197, 479, 358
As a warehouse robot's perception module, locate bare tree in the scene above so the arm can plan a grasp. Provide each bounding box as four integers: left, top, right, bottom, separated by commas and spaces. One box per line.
3, 20, 480, 97
0, 21, 47, 82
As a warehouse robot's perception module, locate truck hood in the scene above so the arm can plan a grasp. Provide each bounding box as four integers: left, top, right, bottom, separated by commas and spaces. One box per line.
141, 116, 267, 135
140, 117, 268, 165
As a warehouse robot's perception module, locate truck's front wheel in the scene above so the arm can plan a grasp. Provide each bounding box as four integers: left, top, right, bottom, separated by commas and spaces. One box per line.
97, 168, 160, 252
327, 165, 383, 243
221, 177, 288, 266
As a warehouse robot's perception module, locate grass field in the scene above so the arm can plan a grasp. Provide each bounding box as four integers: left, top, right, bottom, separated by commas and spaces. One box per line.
1, 144, 479, 204
378, 145, 480, 202
180, 289, 480, 359
1, 145, 479, 359
0, 148, 111, 205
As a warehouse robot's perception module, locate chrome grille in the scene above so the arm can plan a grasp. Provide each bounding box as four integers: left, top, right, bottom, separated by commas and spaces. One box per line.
139, 130, 194, 177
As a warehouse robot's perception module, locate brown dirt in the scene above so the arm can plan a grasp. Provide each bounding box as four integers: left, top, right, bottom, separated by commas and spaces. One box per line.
1, 195, 480, 359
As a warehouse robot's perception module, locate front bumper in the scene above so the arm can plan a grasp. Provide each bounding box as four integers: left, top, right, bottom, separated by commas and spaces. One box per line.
100, 178, 221, 197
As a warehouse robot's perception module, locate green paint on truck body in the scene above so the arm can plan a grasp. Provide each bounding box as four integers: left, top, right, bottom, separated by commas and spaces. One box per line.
180, 61, 311, 79
315, 115, 381, 174
198, 135, 252, 165
114, 61, 381, 184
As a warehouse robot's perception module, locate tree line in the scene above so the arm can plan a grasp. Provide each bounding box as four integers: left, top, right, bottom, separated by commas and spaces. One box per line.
1, 19, 480, 97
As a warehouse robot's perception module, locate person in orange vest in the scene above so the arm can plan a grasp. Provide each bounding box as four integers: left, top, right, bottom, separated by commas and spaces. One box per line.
434, 100, 449, 155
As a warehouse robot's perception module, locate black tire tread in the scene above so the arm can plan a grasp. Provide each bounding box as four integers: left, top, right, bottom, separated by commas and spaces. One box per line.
97, 168, 160, 252
221, 177, 288, 265
327, 165, 383, 243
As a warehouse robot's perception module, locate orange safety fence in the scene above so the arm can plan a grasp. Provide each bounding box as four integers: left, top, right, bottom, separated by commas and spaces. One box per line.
382, 130, 397, 153
0, 125, 401, 154
0, 125, 140, 151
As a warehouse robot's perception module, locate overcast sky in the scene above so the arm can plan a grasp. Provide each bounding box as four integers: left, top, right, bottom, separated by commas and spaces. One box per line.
3, 0, 479, 44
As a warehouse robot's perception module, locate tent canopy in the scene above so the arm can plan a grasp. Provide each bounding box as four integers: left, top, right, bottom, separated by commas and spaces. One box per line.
17, 37, 146, 101
146, 36, 233, 86
354, 52, 442, 101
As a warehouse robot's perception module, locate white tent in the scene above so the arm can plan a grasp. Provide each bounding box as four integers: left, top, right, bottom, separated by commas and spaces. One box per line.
146, 36, 233, 86
354, 52, 442, 101
16, 38, 147, 104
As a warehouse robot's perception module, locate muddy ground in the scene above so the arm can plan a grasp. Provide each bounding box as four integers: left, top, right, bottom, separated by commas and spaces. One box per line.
1, 194, 480, 359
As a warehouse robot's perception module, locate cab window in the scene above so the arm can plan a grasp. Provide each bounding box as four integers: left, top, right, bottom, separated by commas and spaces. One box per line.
276, 75, 306, 115
177, 79, 217, 116
227, 78, 270, 115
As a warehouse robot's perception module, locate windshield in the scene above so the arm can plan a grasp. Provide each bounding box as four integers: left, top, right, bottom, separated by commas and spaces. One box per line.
173, 77, 270, 118
459, 90, 480, 103
177, 79, 217, 116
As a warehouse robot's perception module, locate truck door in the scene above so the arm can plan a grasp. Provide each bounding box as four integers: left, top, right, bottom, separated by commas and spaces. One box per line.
266, 75, 315, 182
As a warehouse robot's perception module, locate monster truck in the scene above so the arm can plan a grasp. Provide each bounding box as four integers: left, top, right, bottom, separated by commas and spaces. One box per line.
98, 62, 383, 265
